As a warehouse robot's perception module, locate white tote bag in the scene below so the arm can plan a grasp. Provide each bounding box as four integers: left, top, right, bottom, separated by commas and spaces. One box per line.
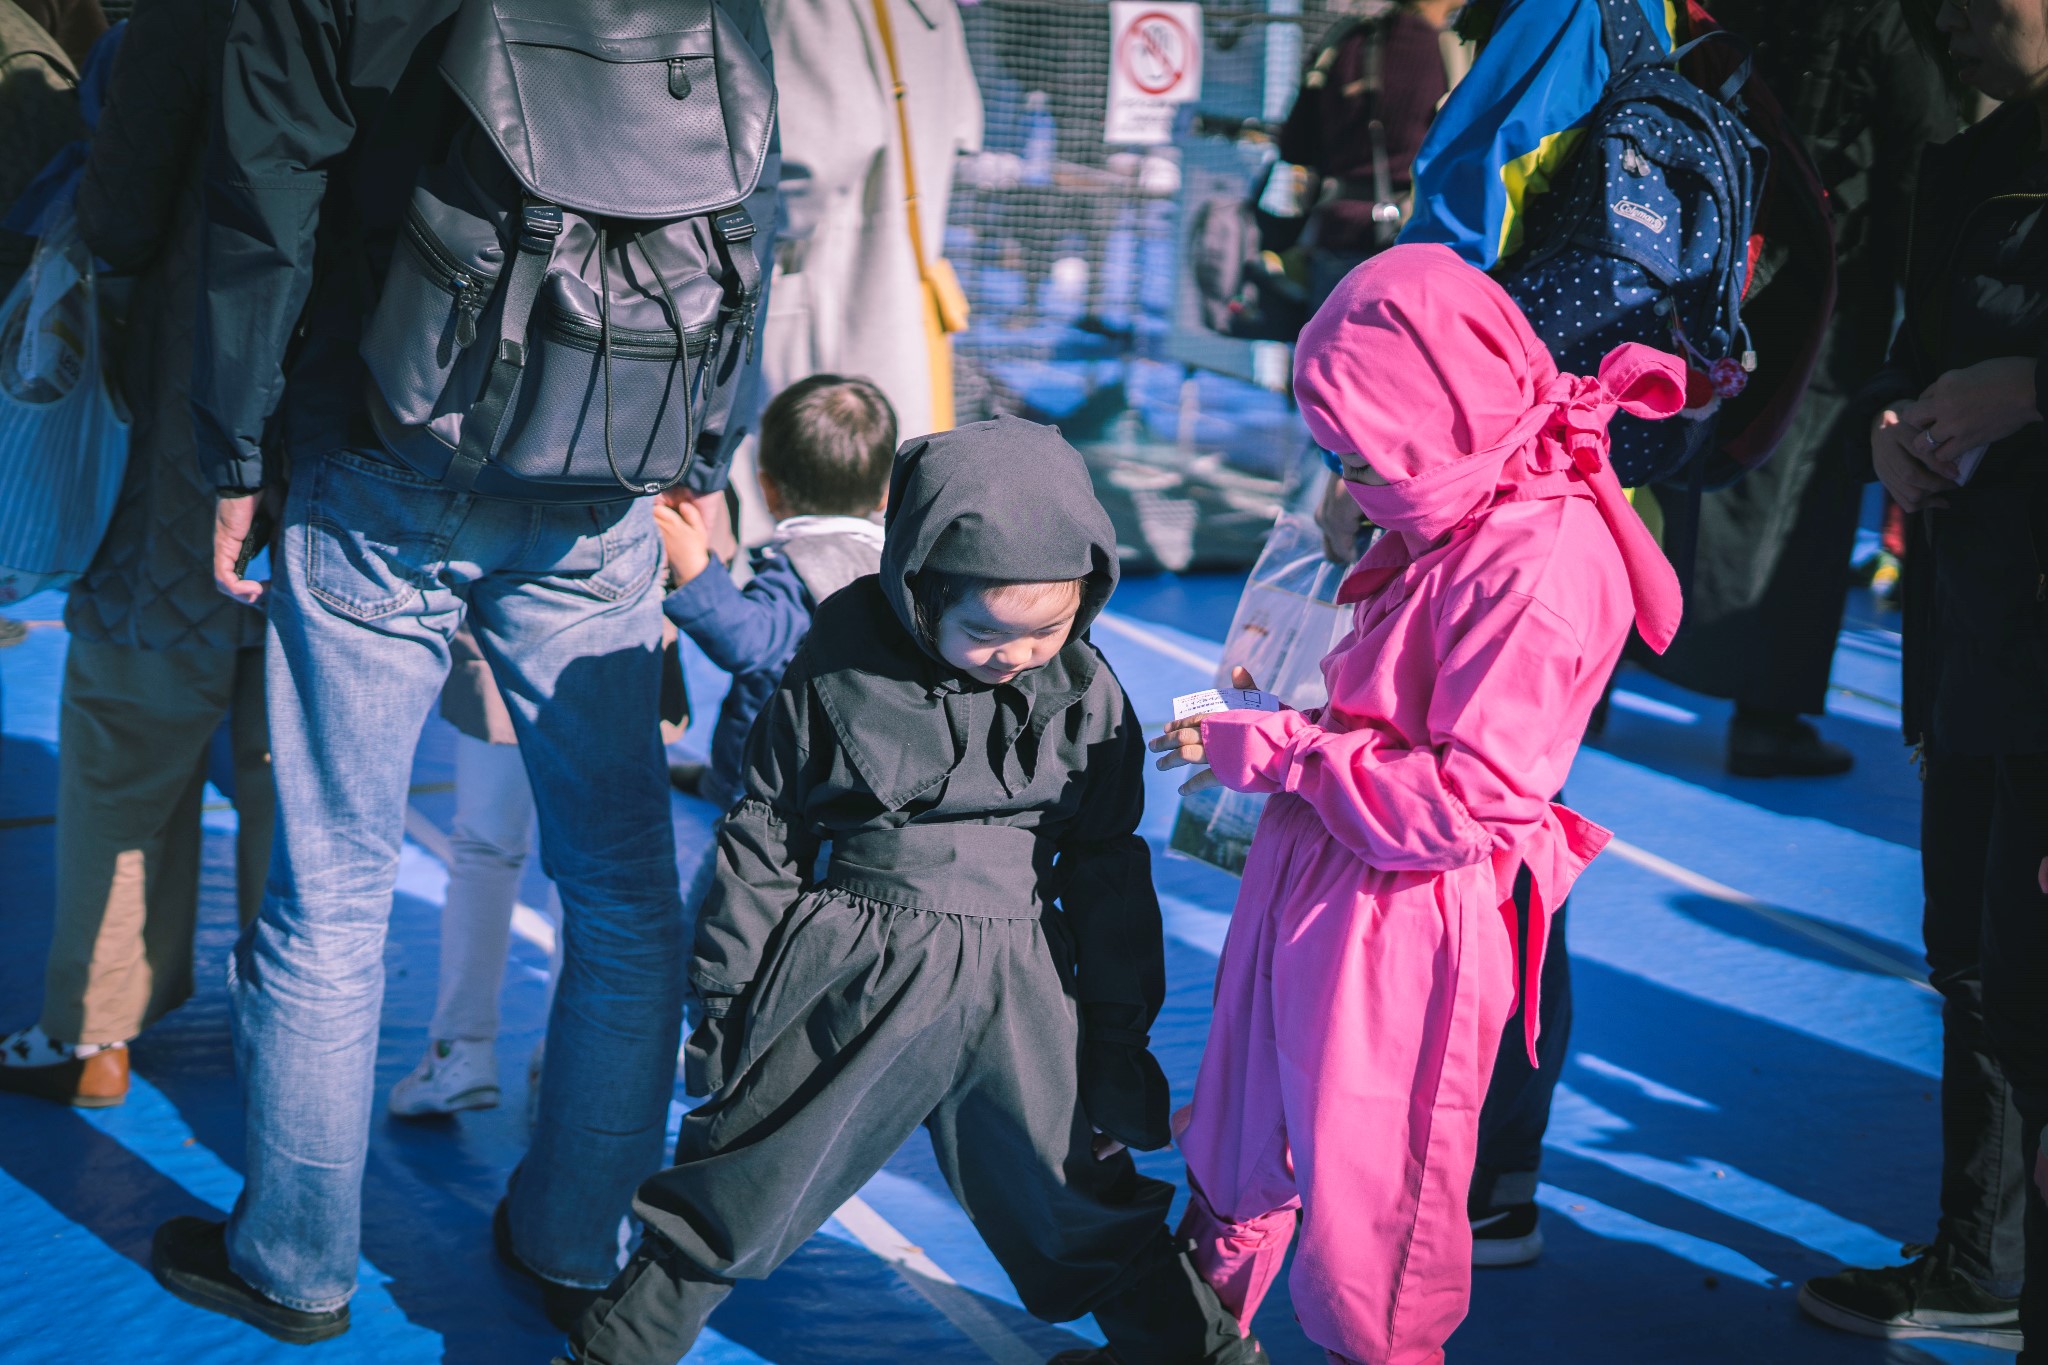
0, 208, 129, 604
1167, 512, 1357, 875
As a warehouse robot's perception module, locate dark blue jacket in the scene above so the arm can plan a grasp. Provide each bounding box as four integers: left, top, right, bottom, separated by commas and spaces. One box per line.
663, 550, 819, 811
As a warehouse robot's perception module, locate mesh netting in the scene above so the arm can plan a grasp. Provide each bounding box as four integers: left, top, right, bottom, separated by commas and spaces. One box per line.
947, 1, 1362, 566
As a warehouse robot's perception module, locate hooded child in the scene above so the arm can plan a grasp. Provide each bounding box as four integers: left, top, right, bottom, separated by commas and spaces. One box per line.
1155, 243, 1687, 1364
563, 415, 1263, 1365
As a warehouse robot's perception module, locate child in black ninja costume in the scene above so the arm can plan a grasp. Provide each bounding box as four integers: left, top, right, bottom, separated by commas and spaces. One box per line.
563, 417, 1261, 1365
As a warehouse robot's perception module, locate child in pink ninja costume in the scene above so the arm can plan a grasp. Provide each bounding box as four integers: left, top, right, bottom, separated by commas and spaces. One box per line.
1154, 243, 1689, 1364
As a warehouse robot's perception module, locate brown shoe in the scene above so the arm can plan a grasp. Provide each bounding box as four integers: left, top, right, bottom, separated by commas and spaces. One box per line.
0, 1045, 128, 1107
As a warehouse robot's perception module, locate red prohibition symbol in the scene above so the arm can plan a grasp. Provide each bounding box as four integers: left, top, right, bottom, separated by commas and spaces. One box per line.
1120, 11, 1192, 96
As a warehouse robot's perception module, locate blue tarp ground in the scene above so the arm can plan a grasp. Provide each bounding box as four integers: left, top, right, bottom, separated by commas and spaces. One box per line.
0, 574, 2005, 1365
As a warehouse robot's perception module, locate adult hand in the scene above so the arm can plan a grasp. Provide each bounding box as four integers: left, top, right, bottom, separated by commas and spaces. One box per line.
1150, 666, 1260, 794
1911, 358, 2041, 472
652, 497, 712, 588
212, 493, 267, 606
1871, 406, 1956, 514
1314, 472, 1366, 564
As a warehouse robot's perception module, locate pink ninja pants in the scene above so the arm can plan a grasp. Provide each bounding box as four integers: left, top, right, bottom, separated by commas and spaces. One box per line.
1177, 795, 1520, 1365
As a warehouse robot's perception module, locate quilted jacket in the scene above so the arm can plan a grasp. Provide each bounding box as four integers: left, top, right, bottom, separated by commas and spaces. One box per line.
66, 0, 261, 651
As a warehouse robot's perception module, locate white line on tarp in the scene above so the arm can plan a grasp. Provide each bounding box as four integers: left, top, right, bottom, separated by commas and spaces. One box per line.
1093, 610, 1224, 675
829, 1196, 1045, 1365
1605, 837, 1935, 995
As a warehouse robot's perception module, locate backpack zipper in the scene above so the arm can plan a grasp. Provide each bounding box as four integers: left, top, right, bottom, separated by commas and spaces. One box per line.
403, 206, 499, 350
548, 314, 713, 360
403, 205, 714, 361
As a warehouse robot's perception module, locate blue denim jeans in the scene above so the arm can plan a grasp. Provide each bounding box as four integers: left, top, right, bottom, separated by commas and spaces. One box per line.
225, 449, 686, 1310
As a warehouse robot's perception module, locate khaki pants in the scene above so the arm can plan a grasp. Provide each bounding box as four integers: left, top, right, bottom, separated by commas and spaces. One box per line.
41, 639, 273, 1044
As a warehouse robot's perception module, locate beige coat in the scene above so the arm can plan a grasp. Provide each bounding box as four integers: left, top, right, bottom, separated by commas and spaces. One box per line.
759, 0, 982, 442
0, 0, 89, 295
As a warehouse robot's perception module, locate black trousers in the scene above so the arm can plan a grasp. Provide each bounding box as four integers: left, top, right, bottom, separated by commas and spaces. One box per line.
1923, 750, 2048, 1355
1474, 877, 1572, 1209
570, 895, 1255, 1365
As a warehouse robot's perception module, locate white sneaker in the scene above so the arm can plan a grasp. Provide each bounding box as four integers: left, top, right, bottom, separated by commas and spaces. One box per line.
389, 1039, 501, 1117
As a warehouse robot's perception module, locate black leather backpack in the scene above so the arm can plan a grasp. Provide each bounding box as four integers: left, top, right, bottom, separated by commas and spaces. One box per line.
359, 0, 777, 502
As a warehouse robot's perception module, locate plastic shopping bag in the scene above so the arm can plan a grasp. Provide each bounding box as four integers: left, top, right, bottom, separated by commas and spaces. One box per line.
0, 208, 129, 604
1167, 511, 1354, 875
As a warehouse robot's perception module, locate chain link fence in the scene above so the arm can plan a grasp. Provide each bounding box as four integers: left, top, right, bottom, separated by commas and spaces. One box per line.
948, 0, 1360, 569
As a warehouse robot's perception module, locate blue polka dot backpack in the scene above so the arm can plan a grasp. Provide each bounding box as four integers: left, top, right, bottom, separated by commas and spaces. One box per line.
1498, 0, 1833, 502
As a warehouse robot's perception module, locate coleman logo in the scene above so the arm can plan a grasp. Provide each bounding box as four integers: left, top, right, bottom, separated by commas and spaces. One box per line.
1613, 199, 1668, 233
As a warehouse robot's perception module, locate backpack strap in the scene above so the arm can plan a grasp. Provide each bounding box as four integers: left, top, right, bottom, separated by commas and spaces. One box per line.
1368, 118, 1398, 247
447, 199, 563, 493
1302, 14, 1371, 92
711, 206, 760, 357
1669, 31, 1754, 105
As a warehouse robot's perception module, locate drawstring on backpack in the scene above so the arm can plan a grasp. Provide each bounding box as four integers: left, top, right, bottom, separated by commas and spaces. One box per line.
596, 223, 696, 497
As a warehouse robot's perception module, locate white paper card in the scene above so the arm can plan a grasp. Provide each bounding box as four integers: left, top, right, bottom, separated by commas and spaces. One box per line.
1173, 687, 1287, 721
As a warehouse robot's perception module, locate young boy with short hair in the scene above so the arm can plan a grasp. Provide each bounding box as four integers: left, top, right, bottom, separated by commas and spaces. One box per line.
657, 374, 895, 811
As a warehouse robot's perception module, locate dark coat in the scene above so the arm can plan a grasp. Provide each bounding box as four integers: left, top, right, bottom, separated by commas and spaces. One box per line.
188, 0, 770, 497
691, 417, 1170, 1147
1277, 10, 1448, 256
66, 0, 261, 652
1868, 102, 2048, 754
1641, 0, 1955, 711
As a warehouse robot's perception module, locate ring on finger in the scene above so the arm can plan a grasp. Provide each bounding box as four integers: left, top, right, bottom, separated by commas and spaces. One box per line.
1922, 428, 1939, 449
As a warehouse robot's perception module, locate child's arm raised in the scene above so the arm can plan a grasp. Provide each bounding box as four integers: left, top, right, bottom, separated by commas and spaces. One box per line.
1057, 689, 1173, 1153
1196, 587, 1590, 872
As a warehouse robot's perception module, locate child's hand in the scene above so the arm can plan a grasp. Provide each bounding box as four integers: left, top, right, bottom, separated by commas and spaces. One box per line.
1092, 1131, 1127, 1161
1153, 718, 1215, 793
1150, 667, 1260, 794
653, 497, 712, 588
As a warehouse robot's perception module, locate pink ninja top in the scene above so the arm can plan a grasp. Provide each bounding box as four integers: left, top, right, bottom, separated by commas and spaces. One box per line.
1198, 243, 1689, 1063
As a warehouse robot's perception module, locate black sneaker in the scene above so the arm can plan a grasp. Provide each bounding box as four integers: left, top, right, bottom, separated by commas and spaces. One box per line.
1726, 711, 1854, 778
493, 1198, 601, 1332
150, 1216, 350, 1345
1798, 1243, 2022, 1349
1471, 1201, 1544, 1268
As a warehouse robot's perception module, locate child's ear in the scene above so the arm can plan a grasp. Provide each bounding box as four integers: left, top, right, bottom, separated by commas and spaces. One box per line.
758, 469, 787, 521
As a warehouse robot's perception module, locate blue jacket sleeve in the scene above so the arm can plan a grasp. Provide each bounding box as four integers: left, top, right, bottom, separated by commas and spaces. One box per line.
666, 554, 817, 806
662, 554, 813, 678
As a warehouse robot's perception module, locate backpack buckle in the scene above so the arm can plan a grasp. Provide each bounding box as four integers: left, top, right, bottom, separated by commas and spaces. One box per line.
712, 208, 755, 243
519, 202, 564, 253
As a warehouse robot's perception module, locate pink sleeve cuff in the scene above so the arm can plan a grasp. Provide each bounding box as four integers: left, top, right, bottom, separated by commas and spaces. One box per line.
1200, 708, 1312, 794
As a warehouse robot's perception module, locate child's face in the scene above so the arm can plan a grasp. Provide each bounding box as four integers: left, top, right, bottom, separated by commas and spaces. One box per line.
1337, 451, 1390, 486
933, 581, 1083, 686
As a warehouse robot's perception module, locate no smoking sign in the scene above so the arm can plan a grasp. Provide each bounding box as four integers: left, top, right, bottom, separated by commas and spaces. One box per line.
1105, 2, 1203, 146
